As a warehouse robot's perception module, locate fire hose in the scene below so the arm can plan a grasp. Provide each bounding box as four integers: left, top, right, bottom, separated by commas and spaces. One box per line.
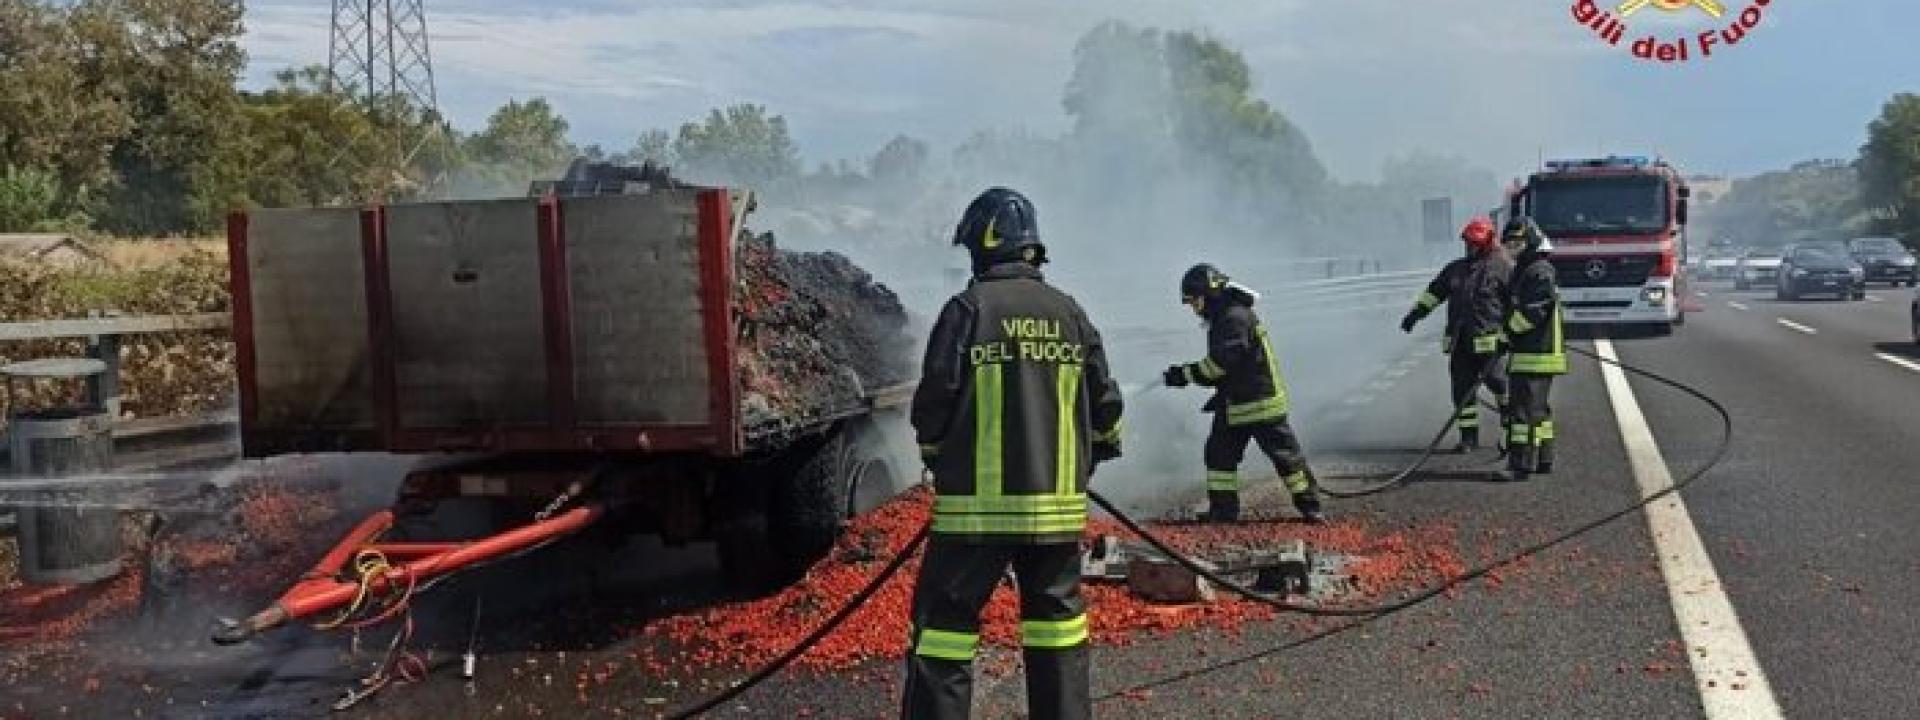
659, 342, 1731, 716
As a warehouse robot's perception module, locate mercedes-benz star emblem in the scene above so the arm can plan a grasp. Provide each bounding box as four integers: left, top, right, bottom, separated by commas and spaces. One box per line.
1584, 260, 1608, 280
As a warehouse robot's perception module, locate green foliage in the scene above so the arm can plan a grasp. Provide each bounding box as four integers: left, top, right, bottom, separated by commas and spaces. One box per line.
1858, 93, 1920, 245
670, 104, 802, 190
1701, 159, 1866, 245
462, 98, 577, 182
0, 165, 90, 232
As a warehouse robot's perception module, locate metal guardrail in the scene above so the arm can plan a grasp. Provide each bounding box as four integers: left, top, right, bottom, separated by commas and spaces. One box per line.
0, 311, 235, 441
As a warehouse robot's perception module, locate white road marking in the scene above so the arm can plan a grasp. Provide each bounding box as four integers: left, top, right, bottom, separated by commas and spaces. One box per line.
1595, 339, 1783, 720
1775, 318, 1817, 334
1876, 352, 1920, 374
1696, 290, 1710, 298
1726, 301, 1748, 311
1865, 295, 1884, 303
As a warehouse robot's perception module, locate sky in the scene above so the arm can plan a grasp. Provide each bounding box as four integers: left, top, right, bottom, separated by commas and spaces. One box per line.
240, 0, 1920, 183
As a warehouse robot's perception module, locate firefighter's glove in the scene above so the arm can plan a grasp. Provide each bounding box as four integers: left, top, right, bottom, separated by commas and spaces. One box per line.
1162, 365, 1190, 388
1092, 441, 1122, 465
1399, 310, 1420, 333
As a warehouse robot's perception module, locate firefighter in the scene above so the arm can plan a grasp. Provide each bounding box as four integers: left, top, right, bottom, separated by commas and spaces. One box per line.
903, 187, 1124, 720
1399, 217, 1513, 452
1500, 217, 1565, 481
1161, 264, 1325, 524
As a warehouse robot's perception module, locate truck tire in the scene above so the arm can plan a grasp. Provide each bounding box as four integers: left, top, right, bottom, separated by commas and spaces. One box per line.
771, 428, 856, 576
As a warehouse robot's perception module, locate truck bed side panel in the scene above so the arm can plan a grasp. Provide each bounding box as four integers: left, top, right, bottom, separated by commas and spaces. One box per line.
564, 192, 711, 426
384, 200, 551, 429
243, 208, 377, 449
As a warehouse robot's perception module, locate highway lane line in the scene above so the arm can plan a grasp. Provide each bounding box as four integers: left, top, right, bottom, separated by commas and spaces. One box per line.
1726, 301, 1748, 311
1876, 352, 1920, 374
1865, 295, 1883, 303
1595, 338, 1783, 720
1775, 318, 1817, 334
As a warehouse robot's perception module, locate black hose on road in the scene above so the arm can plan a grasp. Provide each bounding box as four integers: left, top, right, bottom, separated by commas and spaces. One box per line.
1090, 342, 1735, 701
662, 342, 1729, 715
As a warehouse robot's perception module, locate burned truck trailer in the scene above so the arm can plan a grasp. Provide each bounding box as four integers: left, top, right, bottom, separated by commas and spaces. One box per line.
215, 182, 913, 643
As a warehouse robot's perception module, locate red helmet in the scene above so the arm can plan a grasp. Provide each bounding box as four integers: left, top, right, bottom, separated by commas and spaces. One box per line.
1461, 217, 1496, 249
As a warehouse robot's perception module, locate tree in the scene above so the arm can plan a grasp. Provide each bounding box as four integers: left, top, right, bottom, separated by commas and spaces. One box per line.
460, 98, 577, 190
868, 135, 929, 184
78, 0, 250, 234
1701, 159, 1865, 245
669, 104, 802, 190
1858, 93, 1920, 244
624, 129, 675, 166
0, 0, 134, 226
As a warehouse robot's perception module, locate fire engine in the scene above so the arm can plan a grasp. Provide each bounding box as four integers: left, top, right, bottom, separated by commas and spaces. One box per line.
1507, 155, 1693, 334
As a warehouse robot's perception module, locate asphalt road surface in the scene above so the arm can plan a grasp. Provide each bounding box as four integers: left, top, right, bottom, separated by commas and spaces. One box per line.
17, 278, 1920, 719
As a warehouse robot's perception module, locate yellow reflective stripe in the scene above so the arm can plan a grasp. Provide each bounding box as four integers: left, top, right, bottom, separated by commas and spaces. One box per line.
974, 364, 1004, 497
1509, 424, 1531, 444
1282, 471, 1310, 494
1196, 357, 1225, 380
1021, 615, 1089, 649
1510, 352, 1567, 374
1507, 311, 1535, 334
1536, 420, 1555, 441
919, 443, 939, 458
1182, 365, 1199, 385
1093, 419, 1123, 444
931, 513, 1086, 535
1206, 470, 1238, 490
1056, 363, 1081, 496
1456, 411, 1479, 429
1226, 396, 1287, 425
1472, 334, 1501, 354
914, 628, 979, 661
1415, 291, 1440, 310
935, 494, 1087, 515
1256, 327, 1290, 410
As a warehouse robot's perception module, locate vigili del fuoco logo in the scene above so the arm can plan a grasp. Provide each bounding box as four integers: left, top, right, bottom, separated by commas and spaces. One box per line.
1571, 0, 1779, 63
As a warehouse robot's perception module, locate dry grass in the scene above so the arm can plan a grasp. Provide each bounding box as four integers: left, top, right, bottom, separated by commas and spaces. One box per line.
95, 239, 226, 270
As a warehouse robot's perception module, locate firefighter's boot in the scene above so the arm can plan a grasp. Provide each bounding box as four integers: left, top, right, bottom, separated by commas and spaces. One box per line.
1205, 491, 1241, 523
1291, 492, 1325, 524
1455, 426, 1479, 454
1535, 438, 1555, 474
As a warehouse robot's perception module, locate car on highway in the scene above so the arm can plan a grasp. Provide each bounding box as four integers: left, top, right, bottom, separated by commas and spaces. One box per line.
1702, 248, 1743, 280
1776, 241, 1866, 301
1847, 236, 1917, 287
1733, 248, 1782, 290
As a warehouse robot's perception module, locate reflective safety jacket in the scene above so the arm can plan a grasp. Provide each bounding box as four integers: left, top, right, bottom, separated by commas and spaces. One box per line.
911, 262, 1125, 543
1408, 252, 1514, 355
1176, 291, 1291, 427
1506, 253, 1567, 375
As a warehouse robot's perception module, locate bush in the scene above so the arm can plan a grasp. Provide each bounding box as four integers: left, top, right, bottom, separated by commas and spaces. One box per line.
0, 251, 232, 418
0, 165, 89, 233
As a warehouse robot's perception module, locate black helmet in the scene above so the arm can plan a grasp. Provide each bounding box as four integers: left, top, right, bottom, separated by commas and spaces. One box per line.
1502, 216, 1552, 255
953, 187, 1046, 272
1180, 263, 1228, 301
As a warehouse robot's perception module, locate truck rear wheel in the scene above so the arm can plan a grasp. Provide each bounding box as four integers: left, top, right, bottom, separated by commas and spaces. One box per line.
771, 428, 858, 576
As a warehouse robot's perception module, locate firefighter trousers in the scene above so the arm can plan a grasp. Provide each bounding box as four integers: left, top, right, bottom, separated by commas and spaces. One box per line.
1507, 374, 1554, 473
901, 539, 1089, 720
1203, 413, 1312, 496
1448, 351, 1507, 446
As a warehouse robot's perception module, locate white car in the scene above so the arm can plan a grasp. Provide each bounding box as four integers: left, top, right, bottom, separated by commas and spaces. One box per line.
1734, 250, 1783, 290
1703, 251, 1742, 280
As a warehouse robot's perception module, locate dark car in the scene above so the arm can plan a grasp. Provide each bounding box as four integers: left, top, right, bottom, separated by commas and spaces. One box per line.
1777, 242, 1866, 301
1848, 237, 1918, 287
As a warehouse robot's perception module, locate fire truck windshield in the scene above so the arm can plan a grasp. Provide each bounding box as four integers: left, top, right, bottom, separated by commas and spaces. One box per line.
1530, 175, 1669, 236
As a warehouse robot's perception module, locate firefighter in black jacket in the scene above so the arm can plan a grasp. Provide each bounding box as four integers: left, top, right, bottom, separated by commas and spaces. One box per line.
1400, 217, 1514, 452
903, 187, 1124, 720
1162, 264, 1325, 524
1500, 217, 1566, 480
